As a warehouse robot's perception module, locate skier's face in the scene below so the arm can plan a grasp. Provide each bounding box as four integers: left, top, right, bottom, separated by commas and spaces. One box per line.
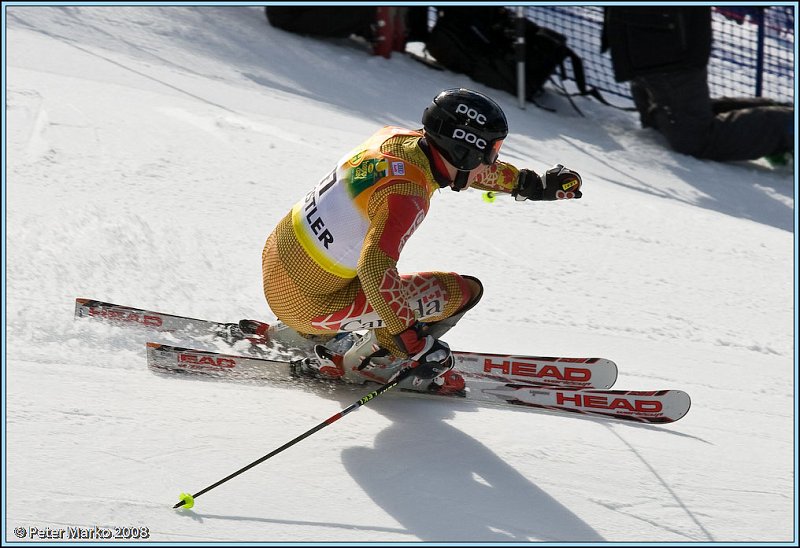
451, 164, 492, 191
459, 138, 503, 189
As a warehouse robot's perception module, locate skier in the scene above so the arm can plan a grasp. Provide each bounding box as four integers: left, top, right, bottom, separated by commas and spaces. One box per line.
260, 88, 583, 393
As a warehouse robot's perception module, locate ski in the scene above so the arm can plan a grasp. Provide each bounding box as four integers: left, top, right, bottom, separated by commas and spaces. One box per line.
74, 297, 241, 340
146, 343, 690, 424
75, 298, 618, 389
453, 352, 615, 390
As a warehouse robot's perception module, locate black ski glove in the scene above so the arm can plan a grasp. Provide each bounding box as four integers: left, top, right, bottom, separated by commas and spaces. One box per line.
513, 164, 583, 201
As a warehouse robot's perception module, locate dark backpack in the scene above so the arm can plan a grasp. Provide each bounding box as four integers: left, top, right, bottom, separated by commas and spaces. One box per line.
525, 22, 588, 97
425, 9, 596, 109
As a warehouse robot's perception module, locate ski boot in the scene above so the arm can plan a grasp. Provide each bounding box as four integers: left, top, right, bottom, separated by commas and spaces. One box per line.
236, 319, 272, 347
287, 331, 395, 383
290, 345, 346, 380
338, 331, 466, 394
427, 369, 467, 397
239, 318, 270, 339
211, 318, 272, 348
240, 319, 343, 357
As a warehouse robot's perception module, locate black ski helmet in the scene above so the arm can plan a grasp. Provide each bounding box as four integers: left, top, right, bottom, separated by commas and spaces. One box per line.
422, 88, 508, 173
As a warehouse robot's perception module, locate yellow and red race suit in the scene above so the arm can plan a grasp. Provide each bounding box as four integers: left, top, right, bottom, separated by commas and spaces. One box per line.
261, 126, 520, 356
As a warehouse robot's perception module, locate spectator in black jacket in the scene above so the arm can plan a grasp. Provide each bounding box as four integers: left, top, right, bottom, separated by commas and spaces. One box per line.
602, 6, 793, 163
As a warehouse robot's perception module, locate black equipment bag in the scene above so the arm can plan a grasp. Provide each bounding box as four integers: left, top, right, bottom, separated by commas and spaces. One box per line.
425, 8, 594, 102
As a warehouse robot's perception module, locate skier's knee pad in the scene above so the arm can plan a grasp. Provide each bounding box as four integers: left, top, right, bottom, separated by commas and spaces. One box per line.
461, 275, 484, 312
424, 275, 482, 340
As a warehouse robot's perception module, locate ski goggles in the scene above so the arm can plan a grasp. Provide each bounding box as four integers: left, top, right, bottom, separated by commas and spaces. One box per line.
444, 136, 505, 171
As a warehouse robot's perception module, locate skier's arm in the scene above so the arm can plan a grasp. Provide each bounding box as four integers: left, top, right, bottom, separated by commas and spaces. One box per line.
472, 162, 583, 200
469, 161, 520, 193
357, 182, 429, 342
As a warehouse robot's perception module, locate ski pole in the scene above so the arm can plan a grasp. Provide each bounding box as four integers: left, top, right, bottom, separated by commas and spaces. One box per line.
173, 367, 414, 509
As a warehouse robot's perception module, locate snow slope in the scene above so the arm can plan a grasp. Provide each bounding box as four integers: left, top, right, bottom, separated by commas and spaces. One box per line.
4, 5, 796, 543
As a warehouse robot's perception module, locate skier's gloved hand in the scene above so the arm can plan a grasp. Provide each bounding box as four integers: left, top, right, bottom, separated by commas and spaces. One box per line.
513, 164, 583, 201
394, 323, 454, 379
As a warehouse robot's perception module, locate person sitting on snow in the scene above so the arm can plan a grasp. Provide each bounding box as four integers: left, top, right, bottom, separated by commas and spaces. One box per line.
259, 88, 583, 394
602, 6, 793, 164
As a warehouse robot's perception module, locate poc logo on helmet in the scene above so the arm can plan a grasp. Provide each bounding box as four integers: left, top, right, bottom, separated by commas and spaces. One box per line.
456, 104, 487, 125
453, 128, 487, 150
